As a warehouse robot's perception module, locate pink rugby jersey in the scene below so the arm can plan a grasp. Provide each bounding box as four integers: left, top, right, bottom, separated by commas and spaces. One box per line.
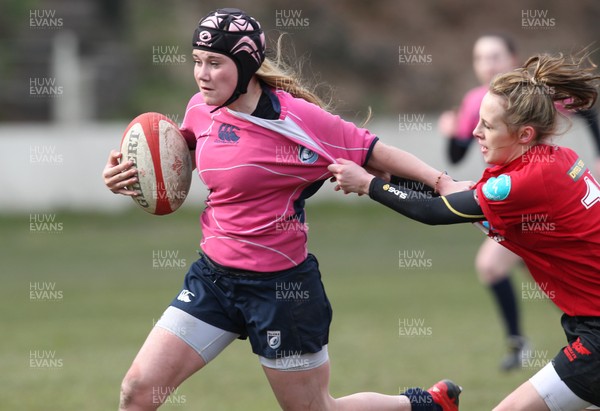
454, 85, 487, 141
180, 89, 378, 272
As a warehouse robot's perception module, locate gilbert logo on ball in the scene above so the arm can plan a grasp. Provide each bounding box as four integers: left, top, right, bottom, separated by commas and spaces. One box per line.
120, 112, 193, 215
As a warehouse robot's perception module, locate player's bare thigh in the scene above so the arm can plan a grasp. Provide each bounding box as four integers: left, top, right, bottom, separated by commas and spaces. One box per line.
493, 381, 550, 411
262, 353, 411, 411
120, 307, 238, 410
120, 327, 206, 410
263, 360, 335, 411
495, 362, 597, 411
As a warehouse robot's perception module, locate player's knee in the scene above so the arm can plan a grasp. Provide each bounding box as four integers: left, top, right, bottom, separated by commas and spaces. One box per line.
119, 368, 157, 410
475, 256, 505, 285
119, 373, 140, 410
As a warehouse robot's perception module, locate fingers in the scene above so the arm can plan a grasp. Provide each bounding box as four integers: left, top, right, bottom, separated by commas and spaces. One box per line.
328, 159, 356, 176
327, 163, 341, 174
329, 159, 368, 195
107, 149, 121, 166
102, 149, 139, 195
328, 158, 355, 171
105, 171, 139, 195
103, 150, 134, 179
328, 164, 342, 183
333, 184, 351, 195
328, 161, 352, 192
114, 188, 140, 197
108, 173, 140, 195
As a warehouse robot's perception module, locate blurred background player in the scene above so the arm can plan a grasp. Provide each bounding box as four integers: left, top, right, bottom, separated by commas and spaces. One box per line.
438, 33, 600, 371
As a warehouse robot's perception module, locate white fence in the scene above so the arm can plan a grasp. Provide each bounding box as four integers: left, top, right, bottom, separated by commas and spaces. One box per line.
1, 116, 597, 213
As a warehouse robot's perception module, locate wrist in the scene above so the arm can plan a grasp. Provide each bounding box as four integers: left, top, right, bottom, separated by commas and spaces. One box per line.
367, 176, 385, 198
434, 171, 450, 194
361, 175, 375, 195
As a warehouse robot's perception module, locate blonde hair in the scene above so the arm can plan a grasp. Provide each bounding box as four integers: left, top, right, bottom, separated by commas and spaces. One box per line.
489, 53, 599, 140
255, 34, 330, 110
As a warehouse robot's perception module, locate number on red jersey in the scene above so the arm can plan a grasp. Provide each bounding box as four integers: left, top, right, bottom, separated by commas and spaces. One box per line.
581, 174, 600, 209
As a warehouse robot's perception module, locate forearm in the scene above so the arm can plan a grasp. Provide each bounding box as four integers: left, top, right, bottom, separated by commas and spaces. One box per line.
390, 176, 435, 196
367, 141, 454, 194
368, 177, 485, 225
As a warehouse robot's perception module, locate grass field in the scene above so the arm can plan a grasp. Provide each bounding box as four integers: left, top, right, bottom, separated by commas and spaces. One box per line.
0, 200, 565, 410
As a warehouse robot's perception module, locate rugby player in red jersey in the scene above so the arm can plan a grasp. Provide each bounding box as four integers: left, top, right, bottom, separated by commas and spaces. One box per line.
330, 53, 600, 410
440, 34, 600, 372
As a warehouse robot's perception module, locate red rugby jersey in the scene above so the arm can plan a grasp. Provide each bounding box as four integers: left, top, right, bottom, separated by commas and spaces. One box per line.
476, 144, 600, 316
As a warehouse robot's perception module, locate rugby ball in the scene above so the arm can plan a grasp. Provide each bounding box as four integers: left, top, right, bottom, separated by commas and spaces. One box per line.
120, 112, 192, 215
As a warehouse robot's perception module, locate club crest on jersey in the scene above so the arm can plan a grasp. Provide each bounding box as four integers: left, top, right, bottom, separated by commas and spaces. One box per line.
482, 174, 511, 201
267, 330, 281, 349
216, 123, 241, 144
298, 146, 318, 164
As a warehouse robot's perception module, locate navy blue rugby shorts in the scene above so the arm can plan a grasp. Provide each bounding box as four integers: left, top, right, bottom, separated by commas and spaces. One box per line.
553, 314, 600, 406
169, 253, 333, 359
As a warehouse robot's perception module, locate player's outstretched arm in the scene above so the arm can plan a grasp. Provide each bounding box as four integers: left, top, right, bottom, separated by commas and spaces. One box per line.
368, 177, 484, 225
366, 141, 472, 195
102, 150, 139, 197
328, 159, 484, 225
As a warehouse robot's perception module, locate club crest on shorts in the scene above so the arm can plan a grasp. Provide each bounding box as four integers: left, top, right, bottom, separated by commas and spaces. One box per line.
176, 289, 195, 303
267, 330, 281, 349
298, 146, 318, 164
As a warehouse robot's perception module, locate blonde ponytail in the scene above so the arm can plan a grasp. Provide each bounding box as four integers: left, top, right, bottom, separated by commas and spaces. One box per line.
490, 52, 600, 139
255, 34, 331, 110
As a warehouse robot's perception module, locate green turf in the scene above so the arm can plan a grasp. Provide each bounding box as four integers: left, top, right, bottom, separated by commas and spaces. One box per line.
0, 201, 565, 410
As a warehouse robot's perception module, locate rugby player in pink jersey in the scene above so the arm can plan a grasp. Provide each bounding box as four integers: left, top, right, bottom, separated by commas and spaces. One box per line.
102, 8, 467, 411
330, 53, 600, 411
